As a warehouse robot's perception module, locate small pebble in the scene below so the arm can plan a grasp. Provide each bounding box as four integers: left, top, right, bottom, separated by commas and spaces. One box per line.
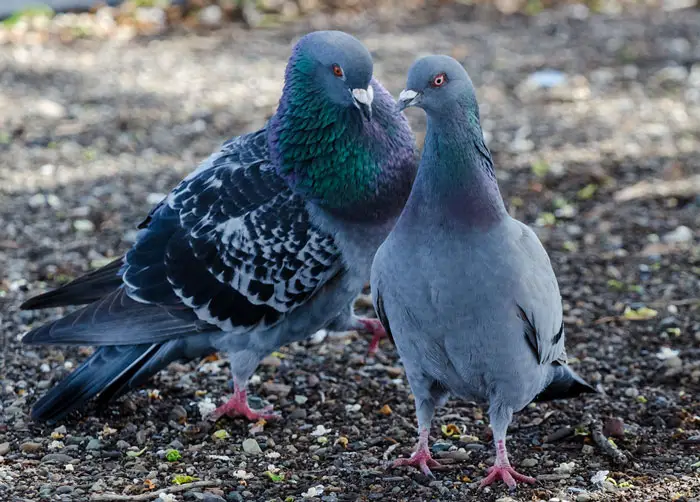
521, 457, 538, 467
86, 438, 102, 450
73, 219, 95, 233
169, 439, 184, 450
41, 453, 74, 464
169, 405, 188, 423
603, 417, 625, 438
242, 438, 262, 455
662, 225, 693, 243
624, 387, 639, 398
262, 382, 291, 397
20, 441, 42, 453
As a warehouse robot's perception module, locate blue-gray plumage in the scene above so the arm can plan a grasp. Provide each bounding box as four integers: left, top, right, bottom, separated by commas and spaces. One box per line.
370, 55, 596, 488
21, 31, 416, 423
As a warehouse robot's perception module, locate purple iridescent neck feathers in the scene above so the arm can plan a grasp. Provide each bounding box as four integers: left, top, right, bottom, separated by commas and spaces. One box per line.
267, 31, 416, 220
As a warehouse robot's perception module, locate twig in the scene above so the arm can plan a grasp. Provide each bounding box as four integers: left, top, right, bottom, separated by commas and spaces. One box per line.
593, 316, 620, 325
543, 426, 574, 443
589, 420, 628, 465
648, 298, 700, 308
383, 442, 400, 460
90, 480, 220, 501
614, 175, 700, 202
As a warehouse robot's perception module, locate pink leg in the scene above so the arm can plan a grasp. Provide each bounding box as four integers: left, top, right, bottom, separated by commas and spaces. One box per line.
359, 318, 386, 355
211, 383, 279, 422
480, 439, 536, 489
391, 428, 442, 477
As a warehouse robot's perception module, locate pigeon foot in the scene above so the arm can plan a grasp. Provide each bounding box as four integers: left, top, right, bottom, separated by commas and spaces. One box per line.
391, 428, 442, 477
211, 385, 279, 422
480, 464, 536, 489
359, 318, 386, 355
392, 447, 442, 477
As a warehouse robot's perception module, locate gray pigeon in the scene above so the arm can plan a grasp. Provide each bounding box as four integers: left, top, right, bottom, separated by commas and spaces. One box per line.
370, 55, 596, 488
21, 31, 416, 423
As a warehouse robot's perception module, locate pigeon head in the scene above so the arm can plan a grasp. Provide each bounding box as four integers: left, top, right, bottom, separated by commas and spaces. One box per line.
269, 31, 416, 217
398, 55, 477, 118
287, 31, 374, 121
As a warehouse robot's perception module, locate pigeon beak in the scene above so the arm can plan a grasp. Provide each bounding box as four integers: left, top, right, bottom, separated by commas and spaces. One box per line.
398, 89, 421, 111
352, 86, 374, 122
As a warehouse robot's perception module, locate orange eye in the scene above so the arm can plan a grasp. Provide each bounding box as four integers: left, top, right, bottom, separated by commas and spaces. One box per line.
332, 64, 344, 77
431, 73, 447, 87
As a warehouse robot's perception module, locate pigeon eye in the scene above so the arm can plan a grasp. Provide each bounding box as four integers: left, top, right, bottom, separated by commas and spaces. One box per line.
431, 73, 447, 88
332, 64, 344, 78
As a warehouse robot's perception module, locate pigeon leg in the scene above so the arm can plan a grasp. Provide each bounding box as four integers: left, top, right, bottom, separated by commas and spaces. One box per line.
392, 398, 442, 476
326, 309, 387, 355
211, 381, 278, 422
358, 317, 386, 355
480, 405, 536, 489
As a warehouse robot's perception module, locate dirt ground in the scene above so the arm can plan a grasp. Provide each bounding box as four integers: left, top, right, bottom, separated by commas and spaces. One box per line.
1, 3, 699, 502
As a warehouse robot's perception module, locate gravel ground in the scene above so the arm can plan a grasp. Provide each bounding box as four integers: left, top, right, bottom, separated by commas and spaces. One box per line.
1, 4, 700, 502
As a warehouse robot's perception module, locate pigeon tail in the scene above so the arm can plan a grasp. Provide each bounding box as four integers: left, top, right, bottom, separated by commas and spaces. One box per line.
534, 364, 597, 402
31, 341, 208, 423
21, 258, 123, 310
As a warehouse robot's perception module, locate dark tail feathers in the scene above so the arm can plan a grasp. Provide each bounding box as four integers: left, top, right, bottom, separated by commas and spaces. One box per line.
534, 364, 598, 403
31, 341, 198, 423
21, 258, 123, 310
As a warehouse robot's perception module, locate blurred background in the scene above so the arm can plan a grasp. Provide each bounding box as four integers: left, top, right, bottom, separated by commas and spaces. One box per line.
0, 1, 698, 501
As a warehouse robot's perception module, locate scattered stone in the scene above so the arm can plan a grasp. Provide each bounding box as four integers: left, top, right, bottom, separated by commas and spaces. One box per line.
73, 219, 95, 233
664, 356, 683, 368
168, 404, 187, 424
86, 438, 102, 450
603, 417, 625, 438
20, 441, 42, 453
0, 443, 10, 455
431, 441, 452, 453
201, 494, 226, 502
663, 225, 693, 243
41, 453, 74, 464
90, 479, 107, 492
199, 5, 223, 27
34, 99, 67, 119
242, 438, 262, 455
289, 408, 307, 420
169, 439, 184, 450
262, 382, 291, 397
521, 457, 538, 467
66, 436, 87, 446
554, 461, 576, 474
260, 355, 282, 367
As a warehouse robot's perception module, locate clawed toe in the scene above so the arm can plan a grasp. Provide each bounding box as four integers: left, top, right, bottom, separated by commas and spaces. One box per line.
480, 465, 536, 489
392, 455, 442, 477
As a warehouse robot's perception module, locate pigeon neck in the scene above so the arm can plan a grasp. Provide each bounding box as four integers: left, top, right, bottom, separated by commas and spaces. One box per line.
414, 105, 507, 227
269, 78, 415, 222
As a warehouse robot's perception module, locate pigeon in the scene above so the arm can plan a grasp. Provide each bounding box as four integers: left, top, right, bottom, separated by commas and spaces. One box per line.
21, 30, 416, 423
370, 55, 596, 488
